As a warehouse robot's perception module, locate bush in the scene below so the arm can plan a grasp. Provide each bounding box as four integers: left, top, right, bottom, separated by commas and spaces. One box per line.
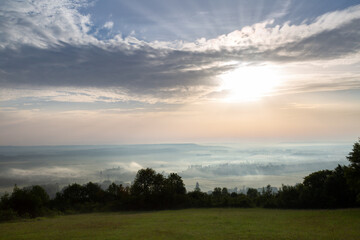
0, 209, 18, 222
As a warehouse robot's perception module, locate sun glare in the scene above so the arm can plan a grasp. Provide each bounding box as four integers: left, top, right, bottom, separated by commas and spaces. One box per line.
219, 65, 282, 102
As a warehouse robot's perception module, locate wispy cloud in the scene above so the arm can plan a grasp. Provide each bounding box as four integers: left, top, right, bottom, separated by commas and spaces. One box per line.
103, 21, 114, 30
0, 0, 95, 49
0, 1, 360, 104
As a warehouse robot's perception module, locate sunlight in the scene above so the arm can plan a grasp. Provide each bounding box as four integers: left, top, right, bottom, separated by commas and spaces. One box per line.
219, 65, 282, 102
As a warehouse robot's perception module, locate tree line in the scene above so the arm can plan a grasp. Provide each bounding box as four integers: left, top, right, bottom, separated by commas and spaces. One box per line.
1, 140, 359, 221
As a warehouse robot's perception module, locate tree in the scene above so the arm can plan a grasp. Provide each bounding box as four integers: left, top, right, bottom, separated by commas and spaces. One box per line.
211, 187, 229, 207
8, 185, 49, 217
30, 185, 50, 205
131, 168, 160, 196
277, 183, 310, 208
246, 188, 258, 199
130, 168, 166, 209
0, 193, 17, 221
165, 173, 186, 195
259, 185, 276, 208
187, 190, 210, 208
229, 193, 251, 208
212, 187, 222, 197
164, 173, 186, 208
325, 165, 354, 207
61, 183, 86, 205
194, 182, 201, 192
347, 139, 360, 166
106, 183, 130, 210
303, 170, 333, 189
302, 170, 334, 208
107, 183, 128, 200
246, 188, 259, 207
131, 168, 154, 195
221, 187, 229, 196
345, 139, 360, 204
84, 182, 104, 203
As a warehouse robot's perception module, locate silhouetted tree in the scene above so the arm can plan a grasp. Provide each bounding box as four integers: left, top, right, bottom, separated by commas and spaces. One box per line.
246, 188, 258, 199
302, 170, 334, 208
107, 183, 128, 200
229, 193, 251, 208
187, 190, 210, 208
0, 192, 17, 221
259, 185, 276, 208
277, 184, 303, 208
347, 139, 360, 165
165, 173, 186, 195
246, 188, 258, 206
106, 183, 130, 210
84, 182, 104, 203
164, 173, 186, 208
221, 187, 229, 196
345, 139, 360, 204
325, 165, 354, 207
211, 187, 223, 207
8, 185, 49, 217
213, 187, 222, 197
194, 182, 201, 192
130, 168, 167, 209
61, 183, 86, 205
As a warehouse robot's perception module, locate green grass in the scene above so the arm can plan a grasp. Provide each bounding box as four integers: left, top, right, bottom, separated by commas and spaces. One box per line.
1, 208, 359, 240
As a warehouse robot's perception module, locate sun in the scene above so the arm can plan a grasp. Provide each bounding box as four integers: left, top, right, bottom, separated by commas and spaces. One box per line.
219, 65, 282, 102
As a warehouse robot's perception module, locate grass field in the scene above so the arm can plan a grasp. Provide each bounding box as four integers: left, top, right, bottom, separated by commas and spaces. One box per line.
0, 208, 359, 240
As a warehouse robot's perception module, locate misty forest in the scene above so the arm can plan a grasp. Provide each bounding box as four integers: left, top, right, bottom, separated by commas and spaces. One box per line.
1, 140, 359, 221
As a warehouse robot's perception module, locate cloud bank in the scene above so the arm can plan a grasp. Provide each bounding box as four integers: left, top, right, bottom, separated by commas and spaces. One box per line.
1, 1, 360, 104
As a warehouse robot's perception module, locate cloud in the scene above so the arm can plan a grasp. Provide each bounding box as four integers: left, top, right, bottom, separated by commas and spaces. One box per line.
103, 21, 114, 30
184, 4, 360, 51
0, 1, 360, 104
0, 44, 226, 103
9, 167, 81, 178
180, 161, 346, 178
0, 0, 96, 49
0, 166, 89, 187
276, 74, 360, 96
0, 87, 131, 103
110, 161, 143, 172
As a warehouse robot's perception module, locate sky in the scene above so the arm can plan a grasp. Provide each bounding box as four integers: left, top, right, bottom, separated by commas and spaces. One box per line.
1, 0, 360, 145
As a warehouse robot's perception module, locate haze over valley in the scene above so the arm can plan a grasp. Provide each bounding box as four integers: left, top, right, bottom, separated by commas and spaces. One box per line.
0, 142, 352, 195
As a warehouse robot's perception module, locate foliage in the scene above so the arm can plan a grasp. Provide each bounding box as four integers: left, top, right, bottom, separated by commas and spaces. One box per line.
130, 168, 186, 209
347, 139, 360, 165
1, 139, 360, 220
345, 139, 360, 203
0, 185, 50, 219
0, 208, 18, 222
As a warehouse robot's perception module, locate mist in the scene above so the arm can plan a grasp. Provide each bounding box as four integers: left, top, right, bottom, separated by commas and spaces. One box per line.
0, 142, 351, 194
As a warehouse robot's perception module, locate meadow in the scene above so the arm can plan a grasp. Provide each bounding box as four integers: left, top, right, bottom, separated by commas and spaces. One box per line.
0, 208, 359, 240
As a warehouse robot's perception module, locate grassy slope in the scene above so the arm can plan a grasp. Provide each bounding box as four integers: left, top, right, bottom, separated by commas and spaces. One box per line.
0, 208, 359, 240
